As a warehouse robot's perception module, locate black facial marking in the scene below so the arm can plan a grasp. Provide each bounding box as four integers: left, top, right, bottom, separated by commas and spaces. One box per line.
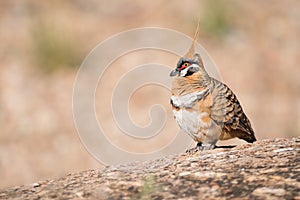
184, 69, 194, 76
176, 58, 197, 70
169, 57, 199, 77
177, 58, 188, 69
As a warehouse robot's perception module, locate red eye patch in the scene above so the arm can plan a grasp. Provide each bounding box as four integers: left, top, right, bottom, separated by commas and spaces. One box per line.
180, 62, 190, 70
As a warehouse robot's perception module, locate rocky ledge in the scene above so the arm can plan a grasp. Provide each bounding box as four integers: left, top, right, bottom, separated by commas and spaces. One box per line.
1, 137, 299, 199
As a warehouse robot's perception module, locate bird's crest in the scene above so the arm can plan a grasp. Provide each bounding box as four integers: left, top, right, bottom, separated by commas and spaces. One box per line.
184, 19, 200, 59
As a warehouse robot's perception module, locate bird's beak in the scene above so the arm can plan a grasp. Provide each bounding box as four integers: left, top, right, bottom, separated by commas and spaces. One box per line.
170, 69, 179, 77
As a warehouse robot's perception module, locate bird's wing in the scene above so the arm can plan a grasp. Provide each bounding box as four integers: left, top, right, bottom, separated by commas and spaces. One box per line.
209, 79, 256, 143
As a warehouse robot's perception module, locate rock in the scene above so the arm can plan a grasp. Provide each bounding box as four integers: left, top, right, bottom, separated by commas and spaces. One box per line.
252, 187, 286, 199
178, 171, 191, 177
0, 137, 299, 199
32, 183, 40, 188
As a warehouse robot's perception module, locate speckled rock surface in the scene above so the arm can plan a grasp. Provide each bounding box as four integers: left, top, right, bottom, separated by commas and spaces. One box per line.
1, 137, 299, 199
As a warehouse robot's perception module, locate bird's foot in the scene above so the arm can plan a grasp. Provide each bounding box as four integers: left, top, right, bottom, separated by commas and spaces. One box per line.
200, 143, 216, 151
186, 142, 217, 154
185, 142, 222, 154
185, 142, 202, 154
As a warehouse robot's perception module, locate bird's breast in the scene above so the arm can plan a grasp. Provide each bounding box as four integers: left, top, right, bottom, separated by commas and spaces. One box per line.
170, 90, 211, 136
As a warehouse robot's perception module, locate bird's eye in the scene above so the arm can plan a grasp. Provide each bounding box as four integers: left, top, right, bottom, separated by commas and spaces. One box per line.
180, 62, 190, 70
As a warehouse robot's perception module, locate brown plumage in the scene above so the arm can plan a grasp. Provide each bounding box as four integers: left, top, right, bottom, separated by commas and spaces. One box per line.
170, 26, 256, 151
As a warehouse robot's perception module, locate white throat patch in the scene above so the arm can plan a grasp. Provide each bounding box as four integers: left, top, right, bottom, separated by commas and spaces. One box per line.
179, 64, 199, 76
171, 89, 208, 108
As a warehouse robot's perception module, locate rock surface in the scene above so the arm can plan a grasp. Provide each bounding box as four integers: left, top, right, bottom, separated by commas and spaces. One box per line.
1, 137, 299, 199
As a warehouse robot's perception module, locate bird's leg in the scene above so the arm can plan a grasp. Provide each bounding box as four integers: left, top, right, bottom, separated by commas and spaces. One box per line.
185, 142, 202, 154
208, 143, 216, 150
200, 143, 216, 151
186, 142, 221, 153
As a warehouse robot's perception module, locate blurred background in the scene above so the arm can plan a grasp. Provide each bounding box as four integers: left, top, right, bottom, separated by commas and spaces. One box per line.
1, 0, 300, 189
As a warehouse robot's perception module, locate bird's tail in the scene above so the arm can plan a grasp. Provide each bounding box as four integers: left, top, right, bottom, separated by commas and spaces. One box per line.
236, 131, 257, 143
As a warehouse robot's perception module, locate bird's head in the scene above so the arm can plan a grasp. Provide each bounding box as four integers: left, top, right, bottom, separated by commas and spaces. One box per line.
170, 20, 205, 77
170, 53, 203, 77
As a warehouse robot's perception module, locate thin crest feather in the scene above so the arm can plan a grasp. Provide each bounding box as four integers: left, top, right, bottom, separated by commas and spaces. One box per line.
184, 19, 200, 59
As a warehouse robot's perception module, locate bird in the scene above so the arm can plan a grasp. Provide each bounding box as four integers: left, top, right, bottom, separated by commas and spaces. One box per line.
169, 24, 256, 152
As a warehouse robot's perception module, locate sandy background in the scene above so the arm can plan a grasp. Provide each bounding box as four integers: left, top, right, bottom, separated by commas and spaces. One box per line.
0, 0, 299, 189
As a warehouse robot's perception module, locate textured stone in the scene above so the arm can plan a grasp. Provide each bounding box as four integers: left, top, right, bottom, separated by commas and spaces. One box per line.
0, 137, 299, 199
